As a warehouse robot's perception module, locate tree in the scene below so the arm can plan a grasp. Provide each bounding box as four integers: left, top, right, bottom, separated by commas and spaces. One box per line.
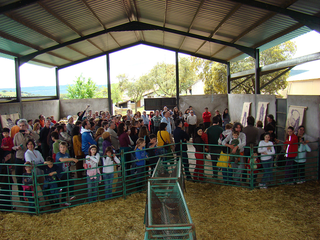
67, 74, 97, 99
192, 41, 297, 95
97, 83, 123, 105
118, 74, 152, 112
148, 57, 197, 97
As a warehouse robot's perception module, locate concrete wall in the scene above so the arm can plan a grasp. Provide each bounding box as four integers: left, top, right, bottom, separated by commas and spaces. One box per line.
0, 100, 59, 121
287, 95, 320, 140
228, 94, 276, 125
179, 94, 228, 124
59, 98, 110, 119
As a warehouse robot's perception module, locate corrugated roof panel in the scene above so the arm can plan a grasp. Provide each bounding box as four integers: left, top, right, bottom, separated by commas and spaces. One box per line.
163, 32, 184, 49
0, 0, 19, 7
215, 47, 243, 60
231, 26, 311, 62
165, 23, 189, 33
288, 0, 320, 15
89, 34, 121, 52
41, 0, 103, 35
34, 53, 70, 67
166, 0, 200, 29
217, 5, 270, 39
192, 0, 239, 34
0, 37, 35, 55
190, 28, 233, 42
137, 0, 165, 24
142, 31, 165, 46
86, 0, 127, 29
196, 41, 227, 57
49, 47, 86, 61
237, 15, 299, 47
109, 32, 139, 46
182, 36, 224, 54
0, 15, 57, 49
68, 41, 102, 57
258, 26, 311, 51
8, 3, 79, 43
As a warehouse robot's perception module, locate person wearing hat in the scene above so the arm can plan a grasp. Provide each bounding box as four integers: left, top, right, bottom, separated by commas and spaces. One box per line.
66, 115, 74, 137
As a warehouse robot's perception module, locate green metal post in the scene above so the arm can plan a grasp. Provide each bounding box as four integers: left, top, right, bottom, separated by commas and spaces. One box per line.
121, 149, 126, 199
317, 139, 320, 180
250, 145, 254, 190
32, 164, 39, 214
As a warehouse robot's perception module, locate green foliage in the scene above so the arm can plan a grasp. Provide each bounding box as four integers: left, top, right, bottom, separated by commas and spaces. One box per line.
96, 83, 123, 105
192, 41, 297, 95
118, 74, 152, 111
148, 57, 197, 97
67, 74, 97, 99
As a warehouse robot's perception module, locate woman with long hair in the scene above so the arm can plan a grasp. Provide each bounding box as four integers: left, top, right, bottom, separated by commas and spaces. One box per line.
118, 123, 134, 176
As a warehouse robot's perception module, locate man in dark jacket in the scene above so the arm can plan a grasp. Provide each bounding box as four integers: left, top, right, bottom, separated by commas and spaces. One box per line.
40, 118, 51, 159
206, 116, 223, 178
173, 119, 191, 180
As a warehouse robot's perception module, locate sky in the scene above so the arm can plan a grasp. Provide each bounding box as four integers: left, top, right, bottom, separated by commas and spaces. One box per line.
0, 31, 320, 89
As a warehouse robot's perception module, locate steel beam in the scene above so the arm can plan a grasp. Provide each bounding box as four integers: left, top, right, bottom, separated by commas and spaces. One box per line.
20, 21, 254, 64
175, 51, 179, 107
15, 58, 23, 117
255, 49, 260, 94
106, 54, 112, 114
228, 0, 320, 32
231, 51, 320, 80
58, 41, 228, 70
0, 0, 39, 14
227, 62, 231, 94
230, 75, 253, 92
55, 68, 60, 100
260, 67, 292, 90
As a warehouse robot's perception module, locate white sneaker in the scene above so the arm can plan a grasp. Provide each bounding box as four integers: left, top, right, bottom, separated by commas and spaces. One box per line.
60, 202, 71, 207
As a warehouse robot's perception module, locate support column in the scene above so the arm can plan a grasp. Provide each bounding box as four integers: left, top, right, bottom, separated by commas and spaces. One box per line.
15, 58, 23, 118
106, 53, 112, 114
55, 68, 60, 99
175, 51, 179, 107
255, 49, 260, 94
227, 62, 231, 94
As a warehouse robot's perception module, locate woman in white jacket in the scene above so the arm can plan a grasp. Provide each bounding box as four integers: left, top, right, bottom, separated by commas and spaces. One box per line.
102, 146, 120, 199
258, 133, 275, 189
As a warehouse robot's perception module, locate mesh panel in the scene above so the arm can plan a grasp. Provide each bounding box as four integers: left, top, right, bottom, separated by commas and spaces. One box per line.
146, 183, 196, 239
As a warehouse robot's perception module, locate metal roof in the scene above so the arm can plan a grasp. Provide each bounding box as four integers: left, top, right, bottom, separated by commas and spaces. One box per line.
0, 0, 319, 68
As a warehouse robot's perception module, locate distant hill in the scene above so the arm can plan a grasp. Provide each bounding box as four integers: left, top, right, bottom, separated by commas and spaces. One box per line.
0, 85, 106, 96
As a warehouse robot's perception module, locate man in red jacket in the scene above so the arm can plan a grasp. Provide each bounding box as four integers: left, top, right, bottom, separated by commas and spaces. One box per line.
202, 107, 211, 130
283, 126, 298, 183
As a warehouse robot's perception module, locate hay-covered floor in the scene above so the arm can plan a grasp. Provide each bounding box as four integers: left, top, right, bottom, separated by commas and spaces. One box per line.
1, 181, 320, 240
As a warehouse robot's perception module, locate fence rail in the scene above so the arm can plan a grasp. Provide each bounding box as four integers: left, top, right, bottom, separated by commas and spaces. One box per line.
0, 140, 318, 214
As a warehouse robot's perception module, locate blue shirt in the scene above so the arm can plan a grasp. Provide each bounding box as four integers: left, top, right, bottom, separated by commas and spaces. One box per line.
161, 117, 172, 134
55, 152, 70, 177
135, 147, 147, 166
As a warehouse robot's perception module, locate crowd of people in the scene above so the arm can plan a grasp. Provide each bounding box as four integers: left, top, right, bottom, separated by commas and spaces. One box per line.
0, 104, 316, 212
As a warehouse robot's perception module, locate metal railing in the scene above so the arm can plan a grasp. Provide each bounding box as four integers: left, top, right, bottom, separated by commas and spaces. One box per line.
0, 140, 318, 214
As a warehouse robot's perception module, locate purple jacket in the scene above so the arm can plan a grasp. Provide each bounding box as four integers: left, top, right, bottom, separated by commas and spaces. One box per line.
102, 140, 112, 155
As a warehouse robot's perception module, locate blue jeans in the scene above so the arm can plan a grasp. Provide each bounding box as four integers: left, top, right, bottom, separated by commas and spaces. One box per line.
135, 166, 145, 190
87, 177, 98, 202
221, 167, 232, 184
261, 159, 273, 184
102, 173, 114, 199
25, 190, 35, 213
176, 151, 191, 179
